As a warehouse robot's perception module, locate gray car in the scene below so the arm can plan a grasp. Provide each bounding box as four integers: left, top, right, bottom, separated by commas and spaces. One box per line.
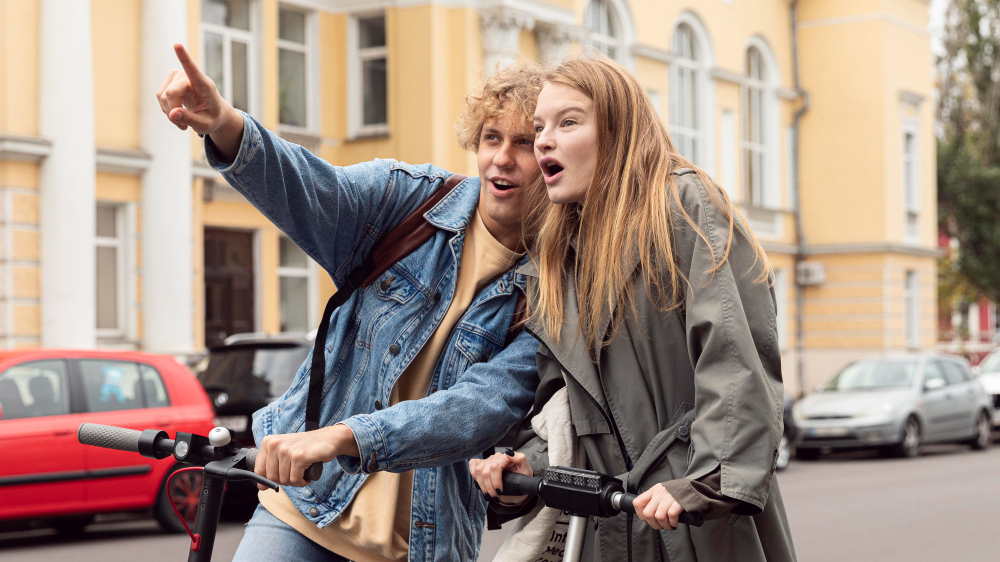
793, 354, 994, 459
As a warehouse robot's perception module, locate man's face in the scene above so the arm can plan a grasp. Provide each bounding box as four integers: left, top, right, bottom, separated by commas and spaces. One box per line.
476, 113, 540, 247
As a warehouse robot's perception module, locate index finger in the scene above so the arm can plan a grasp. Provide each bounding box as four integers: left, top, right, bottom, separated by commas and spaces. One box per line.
174, 43, 206, 83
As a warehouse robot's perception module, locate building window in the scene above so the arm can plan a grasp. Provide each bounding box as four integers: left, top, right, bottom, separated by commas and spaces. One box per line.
902, 128, 920, 242
202, 0, 254, 113
278, 236, 313, 333
96, 204, 125, 335
585, 0, 621, 61
906, 270, 919, 348
742, 46, 767, 207
278, 6, 312, 129
350, 13, 387, 137
670, 23, 700, 166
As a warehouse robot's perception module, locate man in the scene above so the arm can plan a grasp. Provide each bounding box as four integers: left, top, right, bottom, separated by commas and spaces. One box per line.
156, 44, 544, 561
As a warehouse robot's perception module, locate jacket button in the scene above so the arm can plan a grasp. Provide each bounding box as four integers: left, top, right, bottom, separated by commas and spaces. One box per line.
678, 425, 690, 438
308, 507, 319, 517
389, 344, 400, 355
368, 460, 379, 471
374, 400, 383, 410
434, 292, 441, 302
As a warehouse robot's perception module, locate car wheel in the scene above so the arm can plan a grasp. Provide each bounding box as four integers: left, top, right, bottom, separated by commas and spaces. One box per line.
892, 416, 921, 458
795, 447, 820, 461
969, 411, 991, 451
775, 435, 791, 470
155, 466, 203, 533
50, 515, 93, 536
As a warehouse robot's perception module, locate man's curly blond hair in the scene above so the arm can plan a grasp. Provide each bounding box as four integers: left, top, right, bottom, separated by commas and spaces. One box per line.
457, 61, 545, 151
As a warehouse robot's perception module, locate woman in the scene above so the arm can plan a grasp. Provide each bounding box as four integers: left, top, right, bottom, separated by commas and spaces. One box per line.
470, 57, 796, 561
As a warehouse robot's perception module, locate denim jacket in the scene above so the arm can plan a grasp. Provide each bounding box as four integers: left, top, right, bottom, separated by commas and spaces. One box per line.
205, 112, 539, 561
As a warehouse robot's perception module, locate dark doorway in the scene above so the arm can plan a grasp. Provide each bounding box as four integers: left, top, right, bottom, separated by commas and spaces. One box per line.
204, 228, 255, 348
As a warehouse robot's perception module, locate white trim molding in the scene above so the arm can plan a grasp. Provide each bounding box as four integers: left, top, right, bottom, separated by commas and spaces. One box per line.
798, 12, 930, 38
96, 147, 152, 175
0, 136, 52, 163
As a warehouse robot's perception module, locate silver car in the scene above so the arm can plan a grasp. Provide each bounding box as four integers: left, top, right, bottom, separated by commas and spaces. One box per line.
793, 354, 994, 459
972, 349, 1000, 429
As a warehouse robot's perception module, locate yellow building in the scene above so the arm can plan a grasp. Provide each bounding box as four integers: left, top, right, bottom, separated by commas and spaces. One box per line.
0, 0, 936, 392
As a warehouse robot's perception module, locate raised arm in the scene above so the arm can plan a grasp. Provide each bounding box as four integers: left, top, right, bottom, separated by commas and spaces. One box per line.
156, 44, 450, 282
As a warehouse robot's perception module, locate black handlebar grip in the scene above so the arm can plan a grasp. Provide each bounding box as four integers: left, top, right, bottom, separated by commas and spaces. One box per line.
500, 472, 542, 497
78, 423, 141, 453
242, 451, 321, 482
244, 448, 258, 470
615, 492, 704, 527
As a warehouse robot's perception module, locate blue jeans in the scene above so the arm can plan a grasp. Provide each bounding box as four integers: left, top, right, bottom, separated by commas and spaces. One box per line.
233, 504, 352, 562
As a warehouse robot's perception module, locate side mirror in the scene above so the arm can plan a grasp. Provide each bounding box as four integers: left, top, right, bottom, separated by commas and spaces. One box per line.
924, 378, 946, 392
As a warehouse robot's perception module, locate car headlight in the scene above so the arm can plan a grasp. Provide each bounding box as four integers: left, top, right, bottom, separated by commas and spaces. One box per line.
858, 401, 894, 418
792, 402, 805, 422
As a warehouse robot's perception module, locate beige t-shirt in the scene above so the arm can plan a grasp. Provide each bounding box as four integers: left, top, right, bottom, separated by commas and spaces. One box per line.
260, 210, 522, 561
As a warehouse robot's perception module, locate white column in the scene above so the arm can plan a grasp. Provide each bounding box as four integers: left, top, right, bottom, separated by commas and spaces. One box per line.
481, 9, 533, 74
39, 0, 96, 347
140, 0, 194, 353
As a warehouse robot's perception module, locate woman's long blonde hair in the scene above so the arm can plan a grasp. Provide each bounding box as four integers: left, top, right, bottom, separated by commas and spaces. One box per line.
528, 56, 771, 348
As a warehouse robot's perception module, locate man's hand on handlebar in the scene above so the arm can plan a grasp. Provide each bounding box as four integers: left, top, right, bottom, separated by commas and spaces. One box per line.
632, 482, 684, 531
469, 450, 533, 505
254, 424, 359, 490
155, 43, 244, 163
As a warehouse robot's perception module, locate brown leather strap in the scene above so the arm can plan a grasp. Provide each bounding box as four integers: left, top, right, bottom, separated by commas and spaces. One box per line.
361, 173, 467, 287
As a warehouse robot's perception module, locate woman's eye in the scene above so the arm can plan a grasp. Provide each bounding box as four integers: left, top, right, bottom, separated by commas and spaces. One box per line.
534, 125, 544, 134
561, 119, 577, 127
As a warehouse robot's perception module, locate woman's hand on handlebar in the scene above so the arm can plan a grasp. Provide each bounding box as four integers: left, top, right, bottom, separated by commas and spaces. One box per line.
632, 483, 684, 531
254, 424, 358, 490
469, 450, 532, 504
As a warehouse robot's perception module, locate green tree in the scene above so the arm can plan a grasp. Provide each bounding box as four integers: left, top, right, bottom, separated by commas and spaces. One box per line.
937, 1, 1000, 305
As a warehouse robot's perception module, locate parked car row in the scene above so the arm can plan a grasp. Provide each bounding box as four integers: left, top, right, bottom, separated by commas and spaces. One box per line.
0, 350, 216, 534
788, 353, 995, 461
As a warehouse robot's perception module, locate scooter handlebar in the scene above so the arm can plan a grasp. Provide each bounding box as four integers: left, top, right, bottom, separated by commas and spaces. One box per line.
78, 423, 142, 453
615, 491, 705, 527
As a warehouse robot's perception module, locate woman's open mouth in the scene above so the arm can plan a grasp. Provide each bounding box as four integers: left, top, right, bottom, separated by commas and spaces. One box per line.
539, 157, 565, 183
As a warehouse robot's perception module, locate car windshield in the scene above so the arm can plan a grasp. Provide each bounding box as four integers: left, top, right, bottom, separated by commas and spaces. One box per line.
195, 343, 309, 402
823, 359, 917, 391
977, 352, 1000, 374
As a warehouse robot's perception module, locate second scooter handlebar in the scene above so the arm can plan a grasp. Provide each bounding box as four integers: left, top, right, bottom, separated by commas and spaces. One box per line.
501, 469, 705, 527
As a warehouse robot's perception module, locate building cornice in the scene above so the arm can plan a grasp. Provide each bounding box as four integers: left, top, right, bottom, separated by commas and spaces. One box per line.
631, 44, 674, 64
798, 12, 930, 38
276, 0, 576, 26
96, 147, 152, 175
805, 243, 944, 258
0, 135, 52, 163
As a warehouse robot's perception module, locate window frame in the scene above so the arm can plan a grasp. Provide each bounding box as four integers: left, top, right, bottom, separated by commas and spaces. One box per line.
277, 4, 318, 133
200, 0, 259, 116
905, 270, 920, 349
668, 14, 714, 175
277, 235, 318, 333
95, 203, 127, 339
740, 38, 780, 210
902, 119, 920, 244
742, 46, 768, 207
348, 11, 389, 138
585, 0, 622, 61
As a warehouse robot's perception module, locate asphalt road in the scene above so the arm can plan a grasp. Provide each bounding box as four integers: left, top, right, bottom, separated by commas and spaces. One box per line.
3, 442, 999, 561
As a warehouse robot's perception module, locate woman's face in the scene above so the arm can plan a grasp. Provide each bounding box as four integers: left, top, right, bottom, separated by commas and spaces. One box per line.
533, 82, 599, 205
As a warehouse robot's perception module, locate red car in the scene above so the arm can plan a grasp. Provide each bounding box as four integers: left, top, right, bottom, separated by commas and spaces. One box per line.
0, 349, 215, 533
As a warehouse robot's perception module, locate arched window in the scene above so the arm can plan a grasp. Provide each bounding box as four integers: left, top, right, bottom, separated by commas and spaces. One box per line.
742, 46, 768, 206
670, 24, 700, 165
585, 0, 622, 61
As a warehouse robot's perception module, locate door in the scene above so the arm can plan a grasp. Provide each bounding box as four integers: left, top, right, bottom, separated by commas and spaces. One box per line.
940, 360, 979, 438
76, 359, 174, 511
204, 228, 255, 347
0, 359, 87, 519
919, 361, 967, 440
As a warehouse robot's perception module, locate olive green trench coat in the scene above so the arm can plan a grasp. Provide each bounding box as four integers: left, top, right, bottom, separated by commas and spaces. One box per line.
507, 169, 797, 561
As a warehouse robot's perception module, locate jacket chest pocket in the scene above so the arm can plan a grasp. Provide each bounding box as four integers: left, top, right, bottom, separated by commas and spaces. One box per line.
373, 266, 420, 304
440, 325, 502, 388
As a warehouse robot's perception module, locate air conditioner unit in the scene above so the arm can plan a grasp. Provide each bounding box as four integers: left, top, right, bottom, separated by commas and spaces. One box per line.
796, 261, 825, 286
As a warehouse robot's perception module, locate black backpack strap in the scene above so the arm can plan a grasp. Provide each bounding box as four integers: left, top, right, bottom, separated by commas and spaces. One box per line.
303, 173, 467, 437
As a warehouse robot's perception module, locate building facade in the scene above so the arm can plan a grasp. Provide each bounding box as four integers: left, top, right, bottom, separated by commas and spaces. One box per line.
0, 0, 936, 391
